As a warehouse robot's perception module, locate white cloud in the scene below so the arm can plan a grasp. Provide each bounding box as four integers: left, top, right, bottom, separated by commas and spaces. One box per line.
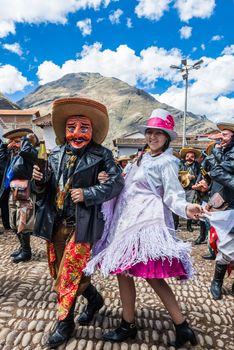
0, 0, 111, 38
126, 18, 133, 28
0, 20, 15, 38
201, 43, 206, 50
135, 0, 171, 21
222, 45, 234, 55
0, 64, 31, 93
211, 35, 223, 41
37, 42, 183, 86
154, 55, 234, 122
174, 0, 216, 22
179, 26, 192, 39
2, 42, 23, 56
192, 47, 197, 52
76, 18, 92, 36
109, 9, 123, 24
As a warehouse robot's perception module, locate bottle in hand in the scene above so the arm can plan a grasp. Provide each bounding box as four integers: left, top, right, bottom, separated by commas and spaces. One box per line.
37, 141, 48, 175
200, 166, 211, 185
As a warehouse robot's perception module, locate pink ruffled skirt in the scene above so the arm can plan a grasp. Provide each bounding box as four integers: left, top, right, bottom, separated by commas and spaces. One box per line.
113, 258, 187, 280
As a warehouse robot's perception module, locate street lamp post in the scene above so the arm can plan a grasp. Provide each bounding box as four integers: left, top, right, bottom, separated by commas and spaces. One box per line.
170, 59, 203, 148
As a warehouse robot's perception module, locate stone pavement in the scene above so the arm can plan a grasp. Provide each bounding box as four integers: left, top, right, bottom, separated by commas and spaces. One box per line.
0, 226, 233, 350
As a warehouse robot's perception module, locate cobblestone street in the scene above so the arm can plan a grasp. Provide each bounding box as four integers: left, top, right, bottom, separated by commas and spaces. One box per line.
0, 225, 233, 350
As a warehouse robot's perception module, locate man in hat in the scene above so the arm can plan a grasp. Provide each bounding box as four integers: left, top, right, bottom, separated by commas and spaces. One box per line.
0, 128, 38, 262
179, 148, 201, 233
206, 122, 234, 300
32, 97, 124, 348
116, 155, 131, 171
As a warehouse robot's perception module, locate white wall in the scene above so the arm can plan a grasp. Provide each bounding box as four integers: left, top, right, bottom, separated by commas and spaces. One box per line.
43, 126, 57, 150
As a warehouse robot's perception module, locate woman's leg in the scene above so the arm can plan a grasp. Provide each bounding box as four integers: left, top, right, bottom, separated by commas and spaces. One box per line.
117, 274, 136, 322
102, 274, 137, 342
146, 278, 184, 325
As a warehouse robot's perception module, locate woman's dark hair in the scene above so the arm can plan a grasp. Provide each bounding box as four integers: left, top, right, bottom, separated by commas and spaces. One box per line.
137, 129, 171, 166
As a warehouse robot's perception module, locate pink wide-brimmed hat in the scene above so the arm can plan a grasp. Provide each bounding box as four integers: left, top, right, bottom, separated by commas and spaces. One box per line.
138, 109, 177, 141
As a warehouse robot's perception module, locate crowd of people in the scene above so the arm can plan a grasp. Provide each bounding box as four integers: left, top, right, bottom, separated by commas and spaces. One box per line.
0, 97, 233, 349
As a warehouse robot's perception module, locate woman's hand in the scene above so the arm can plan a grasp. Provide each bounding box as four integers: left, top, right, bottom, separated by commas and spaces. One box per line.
32, 165, 43, 181
186, 203, 203, 220
70, 188, 84, 203
98, 171, 109, 183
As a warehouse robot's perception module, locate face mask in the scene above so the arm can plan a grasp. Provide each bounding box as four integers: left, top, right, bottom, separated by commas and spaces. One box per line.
65, 116, 92, 149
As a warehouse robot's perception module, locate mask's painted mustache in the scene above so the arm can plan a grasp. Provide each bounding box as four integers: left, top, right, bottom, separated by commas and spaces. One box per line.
72, 137, 87, 142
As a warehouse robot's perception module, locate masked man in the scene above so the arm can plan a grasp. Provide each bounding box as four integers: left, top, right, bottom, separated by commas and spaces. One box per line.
207, 122, 234, 300
32, 97, 124, 348
0, 129, 38, 262
179, 148, 201, 232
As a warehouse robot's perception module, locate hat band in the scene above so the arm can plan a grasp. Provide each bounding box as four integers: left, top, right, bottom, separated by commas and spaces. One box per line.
147, 117, 174, 131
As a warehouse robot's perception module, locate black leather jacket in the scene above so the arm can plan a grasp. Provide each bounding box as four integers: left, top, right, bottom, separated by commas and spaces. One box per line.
33, 141, 124, 243
210, 140, 234, 208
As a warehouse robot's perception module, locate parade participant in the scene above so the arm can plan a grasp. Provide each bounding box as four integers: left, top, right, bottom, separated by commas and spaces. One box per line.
116, 155, 131, 171
192, 141, 217, 258
32, 97, 124, 348
0, 129, 38, 262
179, 147, 201, 233
206, 122, 234, 300
0, 139, 11, 234
85, 109, 203, 348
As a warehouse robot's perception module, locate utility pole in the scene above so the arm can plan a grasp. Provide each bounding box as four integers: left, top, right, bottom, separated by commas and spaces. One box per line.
170, 59, 203, 147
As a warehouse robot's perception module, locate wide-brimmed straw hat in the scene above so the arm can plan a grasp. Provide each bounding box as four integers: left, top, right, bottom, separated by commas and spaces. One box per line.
138, 108, 177, 141
3, 128, 39, 145
52, 97, 109, 145
217, 122, 234, 133
180, 147, 201, 159
116, 155, 131, 163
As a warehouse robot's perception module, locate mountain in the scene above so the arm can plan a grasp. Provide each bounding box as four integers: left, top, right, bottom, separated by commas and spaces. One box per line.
0, 93, 20, 110
17, 72, 216, 145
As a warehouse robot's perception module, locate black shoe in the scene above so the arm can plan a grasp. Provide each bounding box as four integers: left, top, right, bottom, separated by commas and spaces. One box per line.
232, 282, 234, 294
168, 320, 197, 349
78, 284, 104, 325
47, 320, 75, 348
12, 250, 31, 263
12, 232, 31, 263
194, 236, 205, 245
10, 249, 22, 258
103, 318, 137, 343
202, 254, 215, 260
11, 232, 23, 257
210, 263, 227, 300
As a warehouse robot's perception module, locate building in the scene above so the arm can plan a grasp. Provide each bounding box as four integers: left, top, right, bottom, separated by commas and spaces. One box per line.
0, 109, 41, 138
32, 113, 57, 150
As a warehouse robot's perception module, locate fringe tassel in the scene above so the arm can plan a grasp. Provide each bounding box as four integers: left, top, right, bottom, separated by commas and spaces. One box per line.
85, 221, 193, 278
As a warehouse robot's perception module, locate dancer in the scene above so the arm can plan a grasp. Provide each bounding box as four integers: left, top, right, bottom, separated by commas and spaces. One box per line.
207, 122, 234, 300
32, 97, 124, 348
178, 147, 201, 233
0, 129, 38, 262
86, 109, 203, 348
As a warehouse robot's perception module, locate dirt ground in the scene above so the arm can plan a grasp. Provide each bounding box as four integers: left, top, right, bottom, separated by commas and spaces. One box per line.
0, 223, 233, 350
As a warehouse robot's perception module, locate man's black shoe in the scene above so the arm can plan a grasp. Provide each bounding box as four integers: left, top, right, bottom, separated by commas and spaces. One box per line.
78, 284, 104, 325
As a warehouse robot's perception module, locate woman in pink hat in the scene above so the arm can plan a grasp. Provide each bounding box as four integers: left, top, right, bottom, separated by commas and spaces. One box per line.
86, 109, 202, 348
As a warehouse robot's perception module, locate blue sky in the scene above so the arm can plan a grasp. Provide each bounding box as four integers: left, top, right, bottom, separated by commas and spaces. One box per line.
0, 0, 233, 122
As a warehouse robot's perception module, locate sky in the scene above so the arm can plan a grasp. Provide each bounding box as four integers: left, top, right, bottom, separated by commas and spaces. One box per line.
0, 0, 233, 122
